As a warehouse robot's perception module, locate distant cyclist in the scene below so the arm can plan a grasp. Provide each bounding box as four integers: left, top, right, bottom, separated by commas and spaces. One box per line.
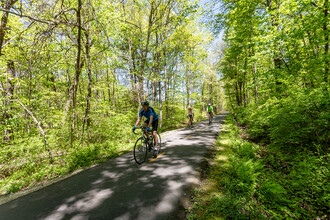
132, 101, 159, 157
187, 107, 194, 125
207, 103, 214, 119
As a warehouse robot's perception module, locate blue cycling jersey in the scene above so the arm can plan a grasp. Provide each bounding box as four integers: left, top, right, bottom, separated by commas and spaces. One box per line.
139, 107, 158, 122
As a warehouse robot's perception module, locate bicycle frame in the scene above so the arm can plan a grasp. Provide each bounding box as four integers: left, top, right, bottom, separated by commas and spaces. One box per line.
188, 115, 193, 126
208, 112, 213, 124
134, 127, 153, 143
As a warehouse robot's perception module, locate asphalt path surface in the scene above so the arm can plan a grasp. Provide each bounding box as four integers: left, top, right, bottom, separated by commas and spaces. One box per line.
0, 113, 227, 220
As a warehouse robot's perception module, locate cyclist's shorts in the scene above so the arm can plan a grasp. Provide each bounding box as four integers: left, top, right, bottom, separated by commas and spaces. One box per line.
144, 119, 158, 131
208, 111, 212, 115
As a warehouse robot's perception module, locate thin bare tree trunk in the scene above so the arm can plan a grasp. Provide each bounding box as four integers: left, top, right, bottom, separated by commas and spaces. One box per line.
324, 0, 329, 83
3, 60, 15, 141
112, 68, 116, 113
152, 80, 156, 104
254, 63, 258, 103
71, 0, 83, 144
164, 49, 169, 119
158, 81, 162, 128
82, 4, 92, 140
186, 61, 191, 108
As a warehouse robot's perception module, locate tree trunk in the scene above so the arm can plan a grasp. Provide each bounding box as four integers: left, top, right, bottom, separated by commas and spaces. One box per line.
324, 0, 329, 83
234, 58, 241, 106
164, 48, 169, 119
172, 61, 178, 114
139, 1, 155, 103
112, 68, 116, 113
254, 63, 258, 103
0, 0, 18, 56
82, 17, 92, 139
152, 80, 156, 104
186, 61, 191, 108
158, 81, 162, 128
266, 0, 282, 93
71, 0, 83, 144
0, 0, 18, 141
3, 60, 15, 141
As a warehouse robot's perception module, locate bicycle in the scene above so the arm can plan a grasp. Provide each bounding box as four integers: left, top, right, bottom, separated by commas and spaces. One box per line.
188, 114, 193, 128
133, 127, 162, 165
208, 112, 213, 125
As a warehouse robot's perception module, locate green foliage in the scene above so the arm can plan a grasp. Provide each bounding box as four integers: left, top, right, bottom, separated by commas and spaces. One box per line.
268, 88, 329, 151
230, 141, 257, 160
68, 145, 101, 171
234, 87, 329, 152
0, 112, 137, 195
257, 152, 329, 219
188, 113, 329, 219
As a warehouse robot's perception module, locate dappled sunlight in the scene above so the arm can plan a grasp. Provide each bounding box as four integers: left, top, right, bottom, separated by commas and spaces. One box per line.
44, 189, 112, 220
101, 170, 123, 179
219, 139, 231, 145
152, 164, 194, 178
155, 180, 184, 214
216, 155, 228, 161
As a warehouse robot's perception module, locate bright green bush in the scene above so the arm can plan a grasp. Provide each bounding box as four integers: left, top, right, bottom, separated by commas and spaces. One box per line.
256, 152, 329, 219
234, 88, 329, 152
230, 141, 257, 160
268, 89, 329, 152
223, 157, 260, 196
68, 145, 101, 171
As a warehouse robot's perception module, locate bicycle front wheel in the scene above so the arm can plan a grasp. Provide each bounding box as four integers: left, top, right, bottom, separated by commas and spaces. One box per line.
134, 137, 147, 164
155, 133, 162, 153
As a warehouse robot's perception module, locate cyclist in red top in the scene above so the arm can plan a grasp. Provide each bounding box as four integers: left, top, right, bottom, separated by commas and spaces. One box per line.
188, 107, 194, 126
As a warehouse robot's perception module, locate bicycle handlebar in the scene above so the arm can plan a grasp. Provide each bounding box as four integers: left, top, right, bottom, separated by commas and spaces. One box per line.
133, 126, 147, 135
133, 126, 153, 136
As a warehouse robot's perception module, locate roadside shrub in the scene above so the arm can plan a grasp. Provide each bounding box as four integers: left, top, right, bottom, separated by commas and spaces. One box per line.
235, 88, 329, 152
231, 141, 257, 160
268, 88, 329, 152
210, 192, 263, 219
224, 157, 260, 197
256, 153, 329, 218
68, 145, 101, 171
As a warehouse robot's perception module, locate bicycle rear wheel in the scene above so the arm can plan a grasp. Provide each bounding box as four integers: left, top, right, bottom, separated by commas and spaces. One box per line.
134, 137, 147, 164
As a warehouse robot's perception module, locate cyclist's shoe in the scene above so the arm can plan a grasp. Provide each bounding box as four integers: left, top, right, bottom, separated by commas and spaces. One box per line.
153, 149, 158, 158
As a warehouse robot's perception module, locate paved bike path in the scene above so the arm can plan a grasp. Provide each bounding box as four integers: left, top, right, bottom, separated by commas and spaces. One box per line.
0, 113, 227, 220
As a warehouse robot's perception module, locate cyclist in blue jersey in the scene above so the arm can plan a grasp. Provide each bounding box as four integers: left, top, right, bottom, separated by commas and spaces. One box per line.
132, 101, 159, 157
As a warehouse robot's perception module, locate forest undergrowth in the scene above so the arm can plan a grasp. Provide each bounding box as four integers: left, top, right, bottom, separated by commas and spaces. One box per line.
187, 113, 329, 219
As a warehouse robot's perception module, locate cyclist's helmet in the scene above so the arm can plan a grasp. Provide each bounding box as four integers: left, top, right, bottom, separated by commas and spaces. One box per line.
208, 103, 211, 106
141, 100, 149, 106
